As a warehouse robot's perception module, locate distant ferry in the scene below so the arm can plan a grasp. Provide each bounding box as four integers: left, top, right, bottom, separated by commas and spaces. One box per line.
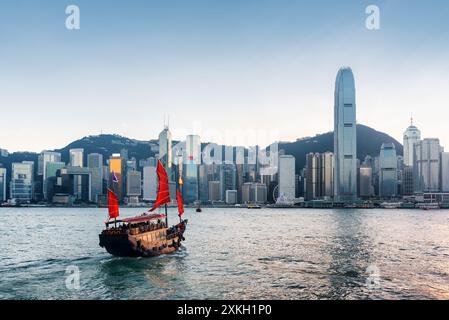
247, 204, 262, 209
99, 160, 188, 258
380, 202, 402, 209
416, 202, 440, 210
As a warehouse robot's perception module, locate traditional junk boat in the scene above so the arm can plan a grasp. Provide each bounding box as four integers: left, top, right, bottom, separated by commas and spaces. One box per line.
99, 160, 188, 257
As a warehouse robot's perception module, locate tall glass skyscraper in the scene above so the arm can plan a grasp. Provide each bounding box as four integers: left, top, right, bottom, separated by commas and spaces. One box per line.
10, 162, 34, 203
158, 125, 173, 181
413, 138, 441, 192
403, 118, 421, 167
379, 143, 398, 198
183, 135, 201, 204
334, 67, 357, 202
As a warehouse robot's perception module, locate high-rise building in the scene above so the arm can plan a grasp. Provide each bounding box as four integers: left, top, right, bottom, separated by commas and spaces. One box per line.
414, 138, 441, 193
109, 154, 124, 201
305, 153, 320, 200
39, 151, 62, 200
183, 135, 201, 204
379, 143, 398, 198
87, 153, 103, 169
208, 181, 221, 202
158, 125, 173, 181
251, 183, 267, 204
87, 153, 104, 202
126, 171, 142, 197
359, 165, 374, 198
402, 166, 414, 196
403, 118, 421, 167
225, 190, 238, 205
334, 67, 357, 202
242, 182, 267, 204
70, 149, 84, 167
220, 162, 237, 201
183, 163, 199, 204
0, 168, 6, 202
10, 162, 34, 203
321, 152, 334, 199
440, 152, 449, 192
143, 166, 157, 201
185, 135, 201, 164
278, 155, 295, 200
198, 164, 209, 202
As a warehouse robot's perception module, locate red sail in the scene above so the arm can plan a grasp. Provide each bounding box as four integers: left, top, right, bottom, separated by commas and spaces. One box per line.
107, 189, 120, 219
150, 160, 171, 212
176, 188, 184, 218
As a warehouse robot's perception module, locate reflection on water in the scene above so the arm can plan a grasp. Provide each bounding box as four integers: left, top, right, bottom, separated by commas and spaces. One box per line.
0, 208, 449, 300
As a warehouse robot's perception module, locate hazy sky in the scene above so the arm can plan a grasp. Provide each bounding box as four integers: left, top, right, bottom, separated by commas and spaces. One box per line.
1, 0, 449, 152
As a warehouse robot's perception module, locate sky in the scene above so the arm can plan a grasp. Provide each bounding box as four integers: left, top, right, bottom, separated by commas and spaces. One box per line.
1, 0, 449, 152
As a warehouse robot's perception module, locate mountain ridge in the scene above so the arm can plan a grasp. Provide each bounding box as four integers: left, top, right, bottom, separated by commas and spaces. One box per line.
1, 124, 402, 177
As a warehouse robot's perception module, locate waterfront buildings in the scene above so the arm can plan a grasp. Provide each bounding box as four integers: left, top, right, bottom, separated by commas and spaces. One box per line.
158, 125, 173, 181
198, 164, 209, 203
143, 165, 157, 201
414, 138, 441, 193
379, 143, 398, 198
39, 151, 62, 200
208, 181, 221, 202
225, 190, 238, 205
278, 155, 296, 200
359, 165, 374, 198
126, 170, 142, 197
441, 152, 449, 192
305, 153, 320, 201
220, 162, 237, 202
10, 162, 34, 203
87, 153, 103, 169
183, 135, 201, 204
242, 182, 267, 204
109, 154, 124, 201
403, 119, 421, 167
69, 149, 84, 167
333, 67, 357, 202
0, 168, 6, 202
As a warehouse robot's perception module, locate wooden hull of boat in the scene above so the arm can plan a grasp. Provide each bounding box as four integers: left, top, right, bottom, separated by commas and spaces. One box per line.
99, 223, 187, 258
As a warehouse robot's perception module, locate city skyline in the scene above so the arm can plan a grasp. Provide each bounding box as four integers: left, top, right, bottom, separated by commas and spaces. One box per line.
1, 0, 449, 152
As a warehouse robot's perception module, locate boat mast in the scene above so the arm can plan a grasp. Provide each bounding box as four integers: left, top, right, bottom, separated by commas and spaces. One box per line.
165, 204, 168, 227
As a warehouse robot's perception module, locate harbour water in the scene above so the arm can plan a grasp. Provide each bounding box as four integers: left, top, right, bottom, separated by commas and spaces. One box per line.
1, 208, 449, 300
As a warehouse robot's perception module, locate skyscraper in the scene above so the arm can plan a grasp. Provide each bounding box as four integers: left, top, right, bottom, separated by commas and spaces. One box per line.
441, 152, 449, 192
143, 165, 157, 201
126, 171, 142, 197
87, 153, 103, 168
379, 143, 398, 198
158, 125, 172, 181
321, 152, 334, 199
414, 138, 441, 193
333, 67, 357, 202
359, 165, 374, 198
0, 168, 6, 202
39, 151, 62, 200
109, 154, 124, 201
69, 149, 84, 167
10, 162, 34, 203
219, 162, 237, 201
403, 118, 421, 167
305, 153, 320, 200
183, 135, 201, 204
278, 155, 295, 200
